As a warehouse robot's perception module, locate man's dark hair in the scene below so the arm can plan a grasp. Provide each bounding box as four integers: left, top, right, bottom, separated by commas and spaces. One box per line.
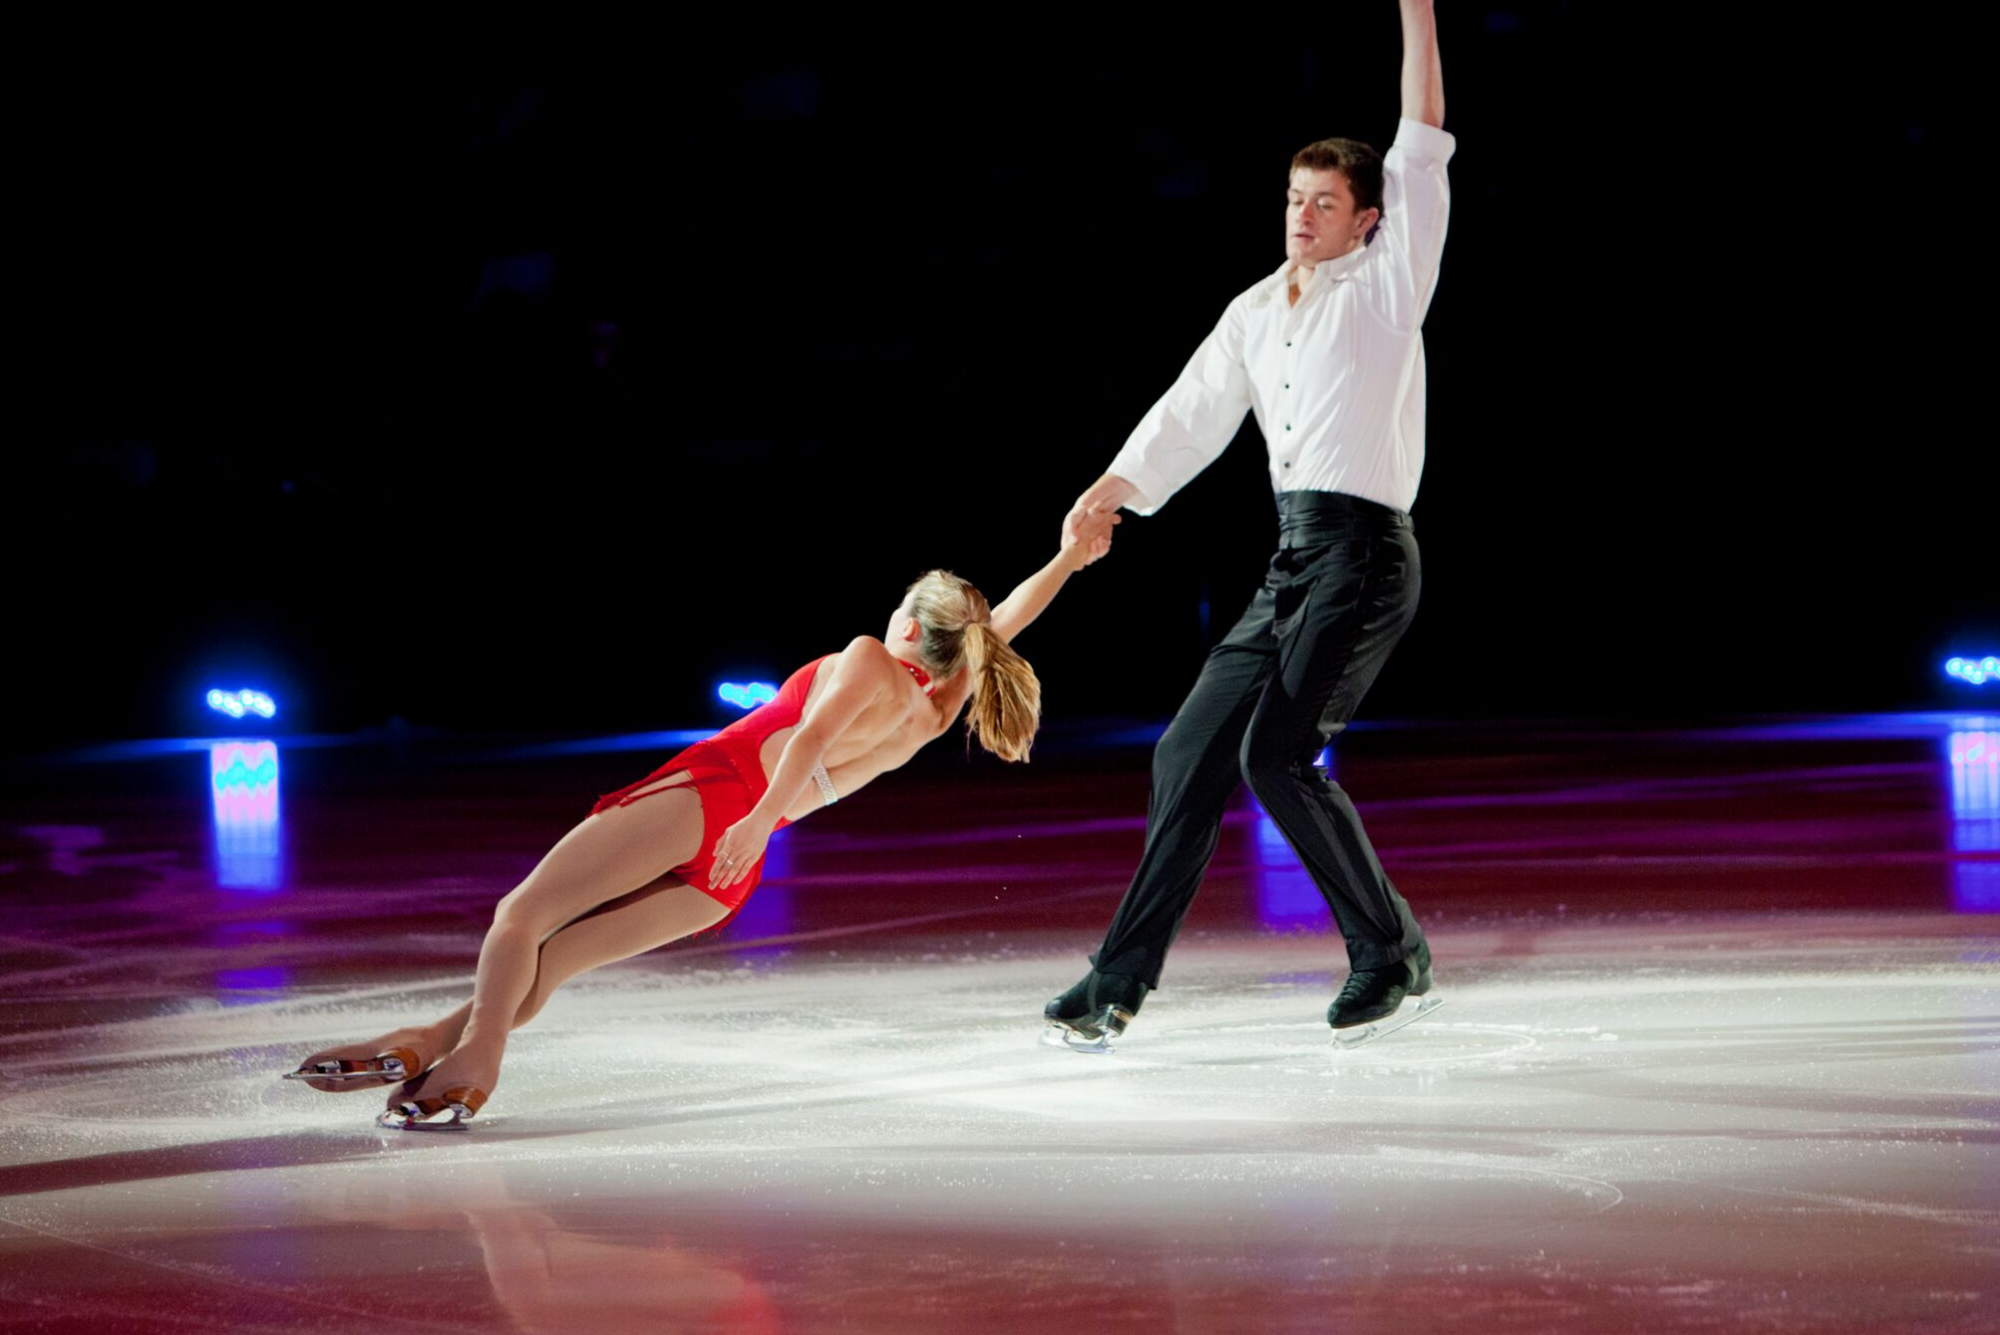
1290, 138, 1384, 217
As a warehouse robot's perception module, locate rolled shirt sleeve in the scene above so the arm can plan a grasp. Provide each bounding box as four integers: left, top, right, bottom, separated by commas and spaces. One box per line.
1375, 117, 1456, 331
1106, 297, 1253, 515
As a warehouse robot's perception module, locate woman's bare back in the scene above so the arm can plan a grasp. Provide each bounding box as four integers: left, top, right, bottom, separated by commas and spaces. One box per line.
756, 642, 961, 822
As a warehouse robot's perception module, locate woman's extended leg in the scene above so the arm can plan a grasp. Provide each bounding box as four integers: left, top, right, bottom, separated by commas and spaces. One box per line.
295, 844, 728, 1091
405, 878, 730, 1034
512, 876, 730, 1024
390, 790, 712, 1110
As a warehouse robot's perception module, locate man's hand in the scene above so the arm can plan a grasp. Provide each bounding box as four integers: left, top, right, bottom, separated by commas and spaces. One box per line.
1062, 508, 1121, 568
1061, 472, 1143, 565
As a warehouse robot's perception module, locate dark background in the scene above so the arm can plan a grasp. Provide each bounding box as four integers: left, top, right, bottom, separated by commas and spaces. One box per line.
10, 12, 1991, 747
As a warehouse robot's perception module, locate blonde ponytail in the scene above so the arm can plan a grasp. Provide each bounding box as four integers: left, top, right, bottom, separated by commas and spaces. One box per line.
962, 621, 1042, 763
903, 569, 1045, 763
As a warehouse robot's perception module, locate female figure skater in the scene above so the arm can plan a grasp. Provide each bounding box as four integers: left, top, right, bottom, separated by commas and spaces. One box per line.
287, 514, 1116, 1129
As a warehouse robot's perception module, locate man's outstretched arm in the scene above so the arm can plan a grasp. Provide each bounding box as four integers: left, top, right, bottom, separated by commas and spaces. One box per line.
1401, 0, 1445, 128
1062, 473, 1143, 559
1060, 294, 1255, 558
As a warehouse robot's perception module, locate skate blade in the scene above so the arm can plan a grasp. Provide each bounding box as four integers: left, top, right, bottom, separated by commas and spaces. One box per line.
375, 1109, 472, 1133
1040, 1022, 1116, 1055
285, 1067, 407, 1084
1332, 995, 1445, 1049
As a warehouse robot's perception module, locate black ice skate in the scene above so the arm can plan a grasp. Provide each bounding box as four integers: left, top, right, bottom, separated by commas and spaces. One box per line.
1041, 971, 1149, 1054
1328, 940, 1443, 1048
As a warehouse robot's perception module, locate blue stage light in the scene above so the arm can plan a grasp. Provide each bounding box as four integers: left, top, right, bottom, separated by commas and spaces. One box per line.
718, 681, 779, 710
207, 688, 279, 719
1946, 657, 2000, 686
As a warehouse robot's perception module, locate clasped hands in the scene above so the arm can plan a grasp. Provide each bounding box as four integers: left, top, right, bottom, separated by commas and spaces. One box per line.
1062, 473, 1140, 567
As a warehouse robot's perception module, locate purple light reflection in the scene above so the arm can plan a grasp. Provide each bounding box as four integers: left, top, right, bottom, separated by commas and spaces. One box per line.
211, 921, 296, 1004
1250, 752, 1339, 930
728, 828, 795, 955
1947, 729, 1999, 913
1252, 810, 1331, 931
214, 966, 293, 998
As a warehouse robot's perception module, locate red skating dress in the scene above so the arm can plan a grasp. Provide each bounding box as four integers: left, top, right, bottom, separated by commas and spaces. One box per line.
591, 655, 836, 912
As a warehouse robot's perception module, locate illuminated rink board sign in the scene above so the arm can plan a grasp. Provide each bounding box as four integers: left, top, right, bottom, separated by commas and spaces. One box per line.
210, 740, 282, 890
1948, 726, 1999, 913
207, 688, 278, 719
1945, 657, 2000, 686
718, 681, 779, 710
1949, 730, 1999, 789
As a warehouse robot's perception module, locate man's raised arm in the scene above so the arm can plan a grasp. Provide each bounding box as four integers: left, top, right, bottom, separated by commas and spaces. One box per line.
1401, 0, 1445, 128
1378, 0, 1455, 330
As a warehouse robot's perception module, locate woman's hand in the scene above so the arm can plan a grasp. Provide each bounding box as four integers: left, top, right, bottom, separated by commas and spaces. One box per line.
1061, 473, 1139, 564
1063, 507, 1120, 567
709, 817, 773, 891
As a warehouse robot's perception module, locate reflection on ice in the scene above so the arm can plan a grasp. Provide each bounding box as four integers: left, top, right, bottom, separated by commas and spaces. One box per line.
210, 740, 283, 890
1250, 749, 1337, 930
15, 823, 105, 875
211, 920, 294, 1002
1253, 809, 1328, 929
302, 1164, 779, 1332
728, 829, 794, 954
213, 966, 290, 993
1947, 728, 1999, 912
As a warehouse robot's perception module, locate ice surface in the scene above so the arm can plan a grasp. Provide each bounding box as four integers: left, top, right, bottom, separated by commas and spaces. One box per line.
1, 923, 1995, 1334
3, 719, 1996, 1331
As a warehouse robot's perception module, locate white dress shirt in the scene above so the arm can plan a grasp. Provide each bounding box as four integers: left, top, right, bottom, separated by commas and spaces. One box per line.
1108, 117, 1456, 517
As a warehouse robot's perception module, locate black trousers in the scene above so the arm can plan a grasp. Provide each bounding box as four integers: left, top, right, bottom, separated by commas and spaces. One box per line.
1092, 490, 1426, 984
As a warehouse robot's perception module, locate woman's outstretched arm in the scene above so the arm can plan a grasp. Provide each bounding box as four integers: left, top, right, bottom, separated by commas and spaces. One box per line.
990, 509, 1118, 646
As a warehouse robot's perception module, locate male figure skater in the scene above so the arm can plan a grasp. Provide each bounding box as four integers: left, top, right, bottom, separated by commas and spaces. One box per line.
1046, 0, 1452, 1048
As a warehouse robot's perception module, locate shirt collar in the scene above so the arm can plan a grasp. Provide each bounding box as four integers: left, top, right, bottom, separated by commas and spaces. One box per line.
1278, 242, 1369, 291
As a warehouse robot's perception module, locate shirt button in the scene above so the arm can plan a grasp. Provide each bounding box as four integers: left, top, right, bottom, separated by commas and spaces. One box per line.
1283, 462, 1292, 469
1285, 425, 1292, 431
1285, 341, 1292, 348
1283, 382, 1290, 389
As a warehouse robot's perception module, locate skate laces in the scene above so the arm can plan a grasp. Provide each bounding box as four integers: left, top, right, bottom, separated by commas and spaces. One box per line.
1336, 969, 1386, 1004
